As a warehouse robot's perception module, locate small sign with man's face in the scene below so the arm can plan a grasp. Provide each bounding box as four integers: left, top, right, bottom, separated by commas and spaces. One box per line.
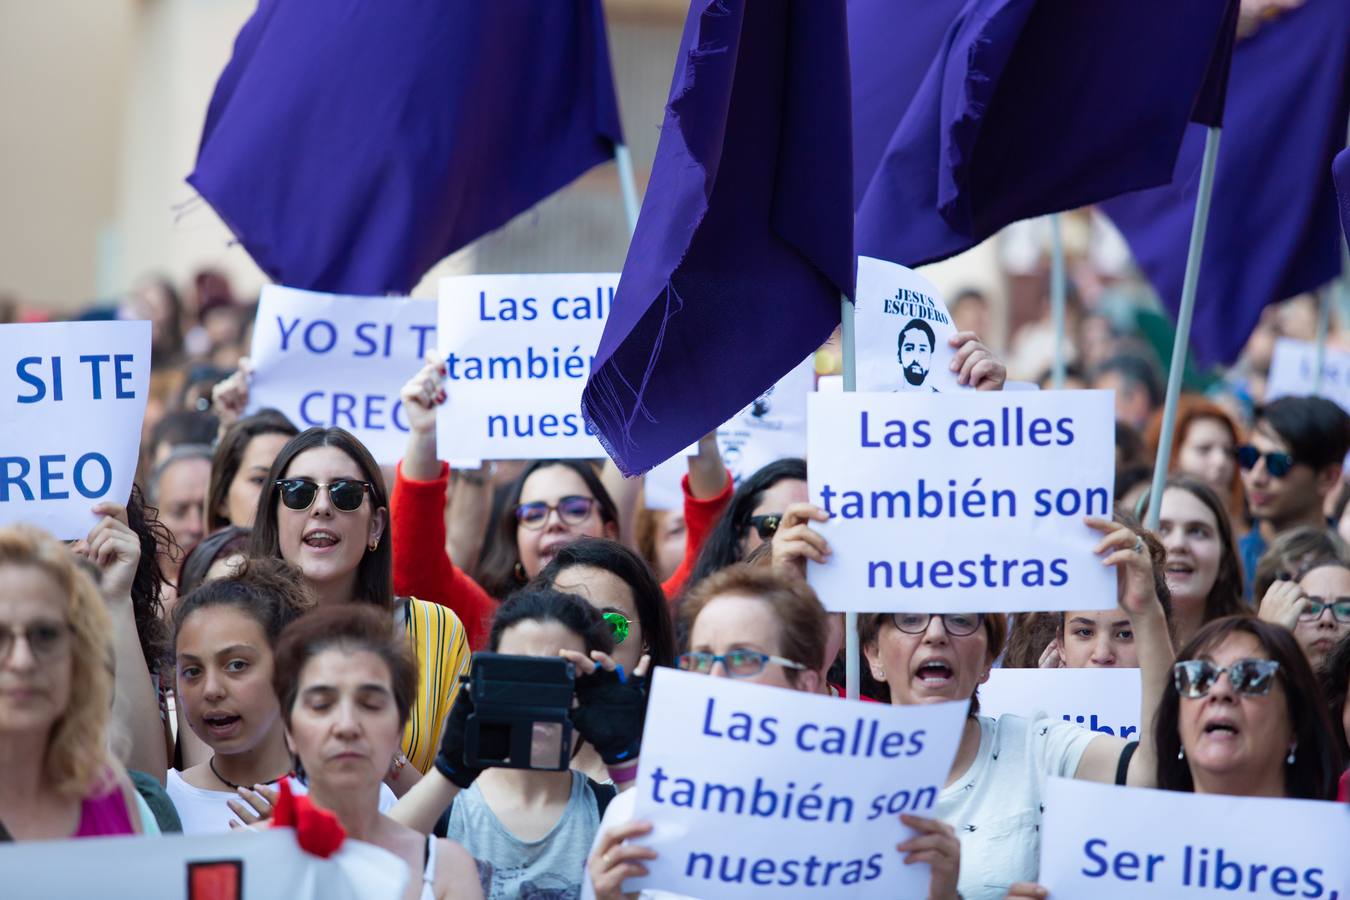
856, 256, 963, 393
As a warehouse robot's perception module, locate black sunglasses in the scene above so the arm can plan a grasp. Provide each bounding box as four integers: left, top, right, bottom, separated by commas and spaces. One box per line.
276, 478, 372, 512
1235, 445, 1295, 478
747, 514, 782, 541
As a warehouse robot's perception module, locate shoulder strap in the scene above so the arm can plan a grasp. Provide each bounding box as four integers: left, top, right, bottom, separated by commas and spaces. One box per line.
1114, 740, 1140, 786
587, 777, 618, 819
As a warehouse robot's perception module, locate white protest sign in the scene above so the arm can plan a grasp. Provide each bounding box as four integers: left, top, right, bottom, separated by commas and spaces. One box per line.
1267, 336, 1350, 411
806, 390, 1117, 613
247, 286, 446, 466
644, 355, 815, 510
978, 668, 1141, 741
629, 667, 968, 899
0, 828, 406, 899
856, 256, 965, 394
437, 273, 616, 460
0, 321, 150, 539
1040, 778, 1350, 899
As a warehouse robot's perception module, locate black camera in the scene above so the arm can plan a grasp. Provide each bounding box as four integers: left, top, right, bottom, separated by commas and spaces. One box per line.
464, 653, 575, 771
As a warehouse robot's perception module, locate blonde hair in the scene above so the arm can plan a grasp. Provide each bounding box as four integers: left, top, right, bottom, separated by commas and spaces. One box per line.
0, 526, 114, 798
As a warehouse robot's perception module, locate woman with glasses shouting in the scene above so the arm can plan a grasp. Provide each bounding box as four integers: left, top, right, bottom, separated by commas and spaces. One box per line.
773, 503, 1172, 899
0, 526, 150, 839
583, 566, 963, 900
249, 427, 472, 794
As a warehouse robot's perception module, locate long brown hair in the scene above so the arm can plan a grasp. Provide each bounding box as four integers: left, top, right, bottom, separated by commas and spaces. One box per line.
1140, 477, 1245, 624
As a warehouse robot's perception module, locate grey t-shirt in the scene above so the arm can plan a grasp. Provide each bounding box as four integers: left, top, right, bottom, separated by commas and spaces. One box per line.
444, 771, 600, 900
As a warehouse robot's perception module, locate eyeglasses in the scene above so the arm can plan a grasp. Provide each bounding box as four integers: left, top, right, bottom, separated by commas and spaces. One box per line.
0, 621, 72, 663
602, 611, 631, 645
276, 478, 372, 512
515, 496, 597, 530
890, 613, 984, 637
747, 514, 782, 541
677, 650, 806, 678
1172, 658, 1281, 698
1235, 445, 1295, 478
1299, 597, 1350, 623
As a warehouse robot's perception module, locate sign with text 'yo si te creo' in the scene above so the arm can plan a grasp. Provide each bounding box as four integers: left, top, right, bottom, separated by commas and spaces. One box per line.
855, 255, 965, 395
628, 667, 968, 900
247, 286, 454, 467
806, 390, 1117, 613
0, 320, 150, 539
0, 827, 406, 899
437, 273, 616, 460
1040, 778, 1350, 899
978, 668, 1142, 741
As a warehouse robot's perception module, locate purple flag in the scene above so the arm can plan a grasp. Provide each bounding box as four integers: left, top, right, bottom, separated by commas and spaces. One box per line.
1102, 0, 1350, 366
1337, 148, 1350, 249
581, 1, 853, 477
854, 0, 1237, 268
189, 0, 623, 295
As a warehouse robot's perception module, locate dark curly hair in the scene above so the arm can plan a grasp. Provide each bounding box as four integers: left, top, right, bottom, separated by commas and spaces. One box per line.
125, 484, 171, 672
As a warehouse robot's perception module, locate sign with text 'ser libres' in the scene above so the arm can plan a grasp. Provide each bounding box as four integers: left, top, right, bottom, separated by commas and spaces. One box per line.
978, 668, 1141, 741
806, 390, 1117, 613
628, 667, 968, 900
437, 273, 616, 460
0, 320, 150, 539
247, 286, 442, 466
1040, 778, 1350, 899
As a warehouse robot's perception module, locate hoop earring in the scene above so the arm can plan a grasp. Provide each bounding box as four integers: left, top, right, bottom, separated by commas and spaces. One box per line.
368, 539, 379, 552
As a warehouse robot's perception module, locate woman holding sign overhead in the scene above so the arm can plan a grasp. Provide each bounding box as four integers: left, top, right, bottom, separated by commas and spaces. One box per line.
250, 426, 472, 788
583, 566, 963, 900
772, 506, 1174, 900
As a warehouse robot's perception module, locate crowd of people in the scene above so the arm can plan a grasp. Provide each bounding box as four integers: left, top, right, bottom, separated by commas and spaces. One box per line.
2, 249, 1349, 900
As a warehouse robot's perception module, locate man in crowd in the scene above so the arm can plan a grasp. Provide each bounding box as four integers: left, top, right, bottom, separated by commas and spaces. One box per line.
1238, 395, 1350, 597
1091, 353, 1161, 432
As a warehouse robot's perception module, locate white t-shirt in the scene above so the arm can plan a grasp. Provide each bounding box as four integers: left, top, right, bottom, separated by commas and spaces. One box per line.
167, 769, 398, 835
580, 789, 694, 900
935, 713, 1095, 900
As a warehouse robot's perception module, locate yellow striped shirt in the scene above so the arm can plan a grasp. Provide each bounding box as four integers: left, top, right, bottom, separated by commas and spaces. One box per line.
399, 597, 472, 773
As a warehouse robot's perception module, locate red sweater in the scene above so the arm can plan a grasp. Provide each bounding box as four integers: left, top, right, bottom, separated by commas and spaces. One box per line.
391, 462, 733, 646
661, 473, 733, 599
391, 461, 496, 648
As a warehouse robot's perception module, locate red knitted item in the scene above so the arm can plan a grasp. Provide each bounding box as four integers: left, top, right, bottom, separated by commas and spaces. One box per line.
270, 779, 346, 858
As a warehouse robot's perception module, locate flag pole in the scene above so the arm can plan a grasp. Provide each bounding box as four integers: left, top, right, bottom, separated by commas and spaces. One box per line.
1050, 214, 1067, 389
841, 293, 859, 700
614, 143, 640, 237
1145, 126, 1223, 531
1314, 285, 1332, 395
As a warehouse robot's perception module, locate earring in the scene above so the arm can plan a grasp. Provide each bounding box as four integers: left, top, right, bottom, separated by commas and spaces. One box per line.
514, 561, 527, 582
1177, 746, 1185, 761
368, 537, 380, 551
1286, 744, 1297, 765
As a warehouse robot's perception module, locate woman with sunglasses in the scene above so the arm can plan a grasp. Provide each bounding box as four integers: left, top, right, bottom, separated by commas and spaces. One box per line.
583, 565, 962, 900
1259, 558, 1350, 671
1006, 618, 1341, 900
0, 526, 150, 839
250, 427, 472, 791
686, 458, 807, 587
1154, 616, 1339, 800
